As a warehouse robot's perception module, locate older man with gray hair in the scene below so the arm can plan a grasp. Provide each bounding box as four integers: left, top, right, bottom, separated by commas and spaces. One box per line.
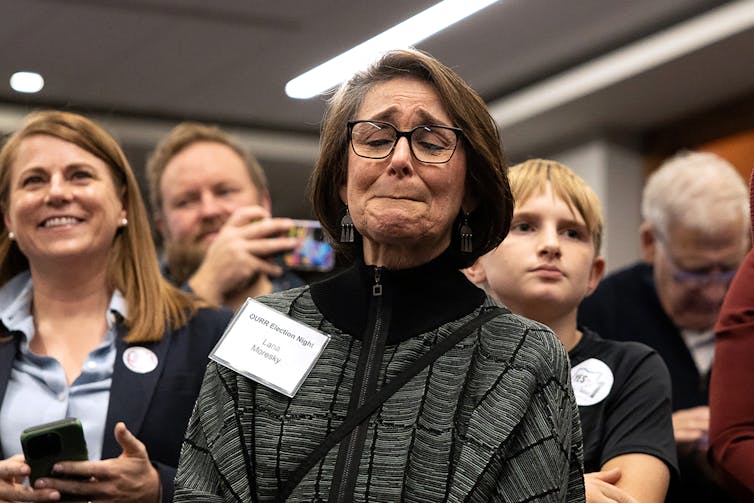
579, 151, 749, 502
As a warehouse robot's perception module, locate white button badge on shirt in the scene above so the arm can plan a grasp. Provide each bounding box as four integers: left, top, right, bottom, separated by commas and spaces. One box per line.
570, 358, 614, 406
122, 347, 159, 374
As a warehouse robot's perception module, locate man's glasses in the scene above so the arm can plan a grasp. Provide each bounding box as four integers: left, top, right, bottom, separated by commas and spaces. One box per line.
347, 120, 463, 164
656, 234, 737, 288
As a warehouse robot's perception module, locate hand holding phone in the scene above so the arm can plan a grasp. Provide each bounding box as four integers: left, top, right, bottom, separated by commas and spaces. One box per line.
20, 422, 160, 503
20, 418, 88, 490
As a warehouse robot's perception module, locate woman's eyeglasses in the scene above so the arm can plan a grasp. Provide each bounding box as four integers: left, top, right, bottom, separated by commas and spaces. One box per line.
347, 120, 463, 164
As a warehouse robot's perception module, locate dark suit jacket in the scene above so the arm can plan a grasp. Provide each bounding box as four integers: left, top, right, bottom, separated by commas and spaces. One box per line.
0, 306, 232, 502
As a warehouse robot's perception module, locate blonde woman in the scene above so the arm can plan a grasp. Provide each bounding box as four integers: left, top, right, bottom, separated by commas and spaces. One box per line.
0, 111, 231, 502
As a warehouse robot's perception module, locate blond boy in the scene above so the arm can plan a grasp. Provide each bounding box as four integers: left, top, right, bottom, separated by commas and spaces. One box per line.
465, 159, 677, 503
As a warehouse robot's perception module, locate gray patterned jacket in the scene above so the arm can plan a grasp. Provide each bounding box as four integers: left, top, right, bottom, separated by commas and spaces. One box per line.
175, 256, 585, 502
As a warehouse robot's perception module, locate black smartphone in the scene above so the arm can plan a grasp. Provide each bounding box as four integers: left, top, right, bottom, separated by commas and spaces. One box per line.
282, 219, 335, 272
20, 417, 89, 488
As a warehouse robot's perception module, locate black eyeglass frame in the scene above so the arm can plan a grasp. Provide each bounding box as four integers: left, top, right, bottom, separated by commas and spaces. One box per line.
347, 120, 464, 164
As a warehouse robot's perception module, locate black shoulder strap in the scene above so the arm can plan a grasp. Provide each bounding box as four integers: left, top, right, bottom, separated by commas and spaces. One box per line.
277, 305, 507, 501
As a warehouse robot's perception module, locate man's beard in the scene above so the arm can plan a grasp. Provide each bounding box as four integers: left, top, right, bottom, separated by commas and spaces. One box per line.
164, 240, 208, 286
164, 219, 224, 285
164, 237, 263, 298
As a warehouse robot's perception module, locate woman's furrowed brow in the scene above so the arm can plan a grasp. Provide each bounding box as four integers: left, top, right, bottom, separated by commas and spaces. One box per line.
363, 108, 449, 127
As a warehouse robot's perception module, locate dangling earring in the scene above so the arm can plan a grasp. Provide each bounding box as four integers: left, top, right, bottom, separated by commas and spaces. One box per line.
460, 212, 472, 253
119, 217, 128, 227
7, 231, 14, 241
340, 207, 354, 243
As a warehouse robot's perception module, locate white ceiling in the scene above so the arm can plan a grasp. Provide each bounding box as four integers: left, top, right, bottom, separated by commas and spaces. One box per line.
1, 0, 753, 216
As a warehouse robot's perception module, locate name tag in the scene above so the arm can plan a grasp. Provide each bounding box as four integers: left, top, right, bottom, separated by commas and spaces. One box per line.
210, 298, 330, 398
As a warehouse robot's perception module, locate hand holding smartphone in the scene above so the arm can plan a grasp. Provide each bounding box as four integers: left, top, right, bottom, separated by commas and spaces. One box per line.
20, 418, 89, 489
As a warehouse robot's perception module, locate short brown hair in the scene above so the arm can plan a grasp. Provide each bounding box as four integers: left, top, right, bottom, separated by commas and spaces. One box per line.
0, 110, 196, 343
146, 122, 268, 216
309, 48, 513, 268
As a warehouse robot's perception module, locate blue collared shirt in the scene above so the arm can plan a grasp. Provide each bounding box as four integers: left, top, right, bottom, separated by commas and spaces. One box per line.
0, 272, 127, 461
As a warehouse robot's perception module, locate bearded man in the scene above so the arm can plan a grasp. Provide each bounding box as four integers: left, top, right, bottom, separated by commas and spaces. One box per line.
147, 123, 302, 310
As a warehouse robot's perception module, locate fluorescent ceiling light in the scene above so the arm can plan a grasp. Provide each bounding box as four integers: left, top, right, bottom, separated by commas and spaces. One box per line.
10, 71, 44, 93
285, 0, 499, 99
488, 1, 754, 127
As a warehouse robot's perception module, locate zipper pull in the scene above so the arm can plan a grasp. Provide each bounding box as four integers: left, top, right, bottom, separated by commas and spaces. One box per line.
373, 268, 383, 297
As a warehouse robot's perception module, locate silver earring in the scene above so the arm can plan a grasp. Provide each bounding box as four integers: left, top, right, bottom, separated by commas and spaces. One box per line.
340, 207, 354, 243
119, 217, 128, 227
460, 212, 472, 253
7, 231, 14, 241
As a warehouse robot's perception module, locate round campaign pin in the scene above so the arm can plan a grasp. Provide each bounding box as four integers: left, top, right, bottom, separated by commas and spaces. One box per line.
122, 347, 158, 374
570, 358, 614, 406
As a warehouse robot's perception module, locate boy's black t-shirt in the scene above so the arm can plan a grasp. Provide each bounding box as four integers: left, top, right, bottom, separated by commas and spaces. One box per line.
569, 327, 678, 476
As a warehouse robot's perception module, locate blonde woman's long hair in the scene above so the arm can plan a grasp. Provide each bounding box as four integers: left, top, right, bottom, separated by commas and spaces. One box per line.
0, 110, 197, 342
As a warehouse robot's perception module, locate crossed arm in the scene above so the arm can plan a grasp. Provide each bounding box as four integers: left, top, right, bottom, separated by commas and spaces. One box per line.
586, 453, 669, 503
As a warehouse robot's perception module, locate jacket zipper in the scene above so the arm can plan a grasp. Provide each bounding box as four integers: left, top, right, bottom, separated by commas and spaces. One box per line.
331, 267, 386, 502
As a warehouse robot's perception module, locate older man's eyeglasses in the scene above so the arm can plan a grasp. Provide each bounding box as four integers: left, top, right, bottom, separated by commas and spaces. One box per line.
348, 120, 463, 164
656, 235, 737, 288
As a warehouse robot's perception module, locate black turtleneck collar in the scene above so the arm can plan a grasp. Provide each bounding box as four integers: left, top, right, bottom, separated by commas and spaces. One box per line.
310, 248, 485, 344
